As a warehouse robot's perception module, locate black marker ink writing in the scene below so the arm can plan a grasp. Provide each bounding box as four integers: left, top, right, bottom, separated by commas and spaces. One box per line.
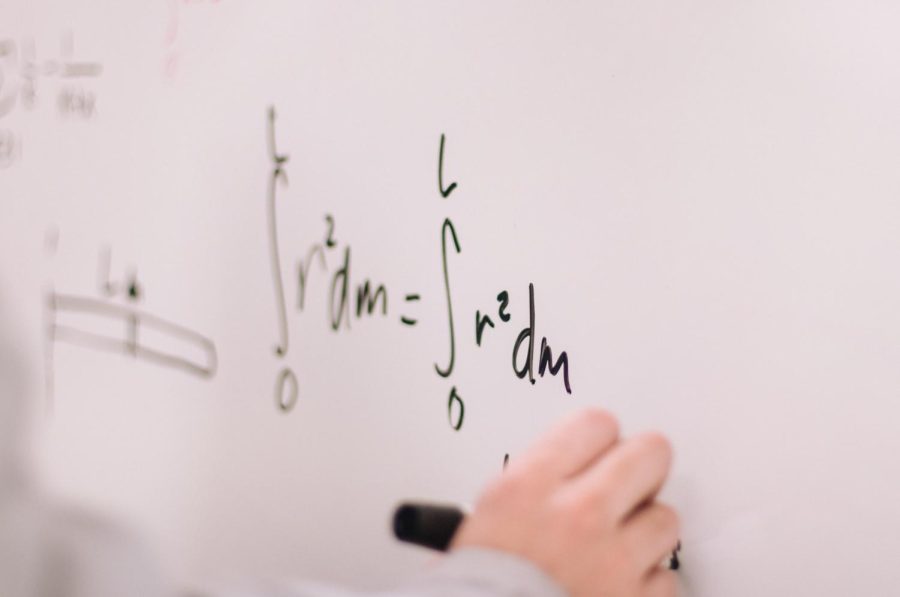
356, 281, 387, 317
539, 336, 572, 394
276, 367, 299, 413
434, 133, 466, 430
297, 244, 327, 310
264, 106, 300, 415
97, 246, 114, 296
326, 242, 392, 330
669, 541, 682, 571
435, 218, 461, 378
330, 246, 352, 331
401, 294, 420, 326
97, 247, 141, 302
475, 310, 495, 346
266, 106, 290, 356
512, 283, 572, 394
438, 133, 457, 198
47, 292, 217, 378
513, 283, 537, 385
496, 291, 511, 322
324, 214, 337, 248
448, 386, 464, 431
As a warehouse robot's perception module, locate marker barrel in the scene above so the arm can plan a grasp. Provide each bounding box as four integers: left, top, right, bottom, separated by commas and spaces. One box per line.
392, 503, 465, 552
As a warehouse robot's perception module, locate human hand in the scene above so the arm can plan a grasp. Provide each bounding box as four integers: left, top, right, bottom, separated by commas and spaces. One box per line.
452, 409, 678, 597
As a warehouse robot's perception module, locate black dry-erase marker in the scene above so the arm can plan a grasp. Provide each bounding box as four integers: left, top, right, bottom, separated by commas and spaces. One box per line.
393, 501, 683, 570
392, 502, 466, 551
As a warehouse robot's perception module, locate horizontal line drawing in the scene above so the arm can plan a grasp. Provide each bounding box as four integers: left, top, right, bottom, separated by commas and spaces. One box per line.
47, 292, 217, 379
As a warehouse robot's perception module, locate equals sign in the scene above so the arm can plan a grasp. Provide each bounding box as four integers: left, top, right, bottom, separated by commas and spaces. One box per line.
401, 294, 420, 326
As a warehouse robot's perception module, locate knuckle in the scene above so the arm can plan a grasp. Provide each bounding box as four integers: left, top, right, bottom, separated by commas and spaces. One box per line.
587, 485, 618, 522
592, 488, 617, 520
553, 489, 587, 518
566, 481, 615, 519
554, 491, 603, 535
527, 451, 559, 478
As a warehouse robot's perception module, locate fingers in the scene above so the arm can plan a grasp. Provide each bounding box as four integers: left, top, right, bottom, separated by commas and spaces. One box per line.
459, 409, 679, 597
574, 431, 672, 521
644, 568, 678, 597
623, 502, 680, 573
516, 409, 620, 480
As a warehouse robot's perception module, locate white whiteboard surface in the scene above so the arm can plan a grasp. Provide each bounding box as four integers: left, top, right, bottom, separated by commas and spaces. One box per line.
2, 1, 900, 594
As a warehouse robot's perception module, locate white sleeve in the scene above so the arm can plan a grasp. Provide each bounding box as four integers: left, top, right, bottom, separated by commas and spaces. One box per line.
398, 548, 568, 597
221, 548, 567, 597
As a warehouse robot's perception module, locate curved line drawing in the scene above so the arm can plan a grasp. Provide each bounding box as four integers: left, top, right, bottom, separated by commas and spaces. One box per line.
48, 292, 217, 378
435, 218, 461, 378
266, 106, 291, 356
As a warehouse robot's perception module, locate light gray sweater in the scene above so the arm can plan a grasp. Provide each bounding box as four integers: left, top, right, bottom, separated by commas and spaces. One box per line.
0, 490, 566, 597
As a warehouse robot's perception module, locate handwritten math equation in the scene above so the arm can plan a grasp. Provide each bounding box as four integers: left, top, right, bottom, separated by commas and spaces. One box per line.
43, 238, 217, 406
0, 31, 103, 168
264, 107, 573, 430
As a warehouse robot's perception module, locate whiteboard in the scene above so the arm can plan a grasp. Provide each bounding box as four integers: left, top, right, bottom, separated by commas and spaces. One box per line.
2, 1, 900, 594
